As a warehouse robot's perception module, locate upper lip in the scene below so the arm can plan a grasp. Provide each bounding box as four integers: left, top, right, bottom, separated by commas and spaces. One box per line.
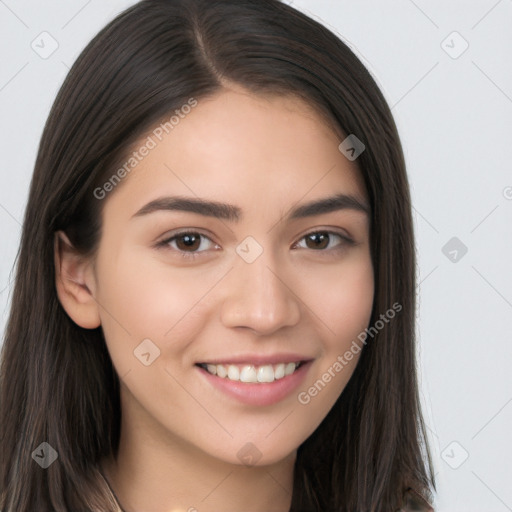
196, 353, 314, 366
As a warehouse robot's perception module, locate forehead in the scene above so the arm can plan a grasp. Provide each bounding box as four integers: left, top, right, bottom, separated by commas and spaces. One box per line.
102, 87, 368, 221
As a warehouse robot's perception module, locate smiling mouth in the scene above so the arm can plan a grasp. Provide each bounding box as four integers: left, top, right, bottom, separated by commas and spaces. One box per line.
195, 361, 305, 383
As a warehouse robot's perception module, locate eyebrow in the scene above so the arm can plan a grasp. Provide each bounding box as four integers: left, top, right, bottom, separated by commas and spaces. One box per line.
131, 193, 370, 222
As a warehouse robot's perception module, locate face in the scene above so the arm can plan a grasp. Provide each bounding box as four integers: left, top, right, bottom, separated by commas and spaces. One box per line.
89, 86, 374, 466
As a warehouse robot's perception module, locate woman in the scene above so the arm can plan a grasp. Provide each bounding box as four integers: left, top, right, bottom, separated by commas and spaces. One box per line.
0, 0, 435, 510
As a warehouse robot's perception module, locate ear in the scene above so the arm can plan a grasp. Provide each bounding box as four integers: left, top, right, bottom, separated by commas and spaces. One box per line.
54, 230, 101, 329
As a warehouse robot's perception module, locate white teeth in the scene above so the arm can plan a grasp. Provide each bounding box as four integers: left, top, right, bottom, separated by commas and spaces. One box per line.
227, 365, 240, 380
257, 365, 274, 383
216, 365, 227, 378
240, 365, 258, 383
284, 362, 296, 376
201, 361, 301, 382
274, 363, 285, 380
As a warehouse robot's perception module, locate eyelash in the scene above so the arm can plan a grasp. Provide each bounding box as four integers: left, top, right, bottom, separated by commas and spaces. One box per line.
156, 229, 355, 261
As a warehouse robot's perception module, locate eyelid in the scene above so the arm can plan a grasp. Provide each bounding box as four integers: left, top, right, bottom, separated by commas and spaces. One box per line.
296, 227, 354, 244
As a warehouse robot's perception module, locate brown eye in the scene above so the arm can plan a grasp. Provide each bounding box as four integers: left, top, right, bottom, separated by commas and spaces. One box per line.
304, 232, 330, 250
157, 231, 218, 259
294, 230, 354, 252
175, 233, 201, 251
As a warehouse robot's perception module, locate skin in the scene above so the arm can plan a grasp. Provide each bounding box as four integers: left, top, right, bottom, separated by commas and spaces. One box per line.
55, 84, 374, 512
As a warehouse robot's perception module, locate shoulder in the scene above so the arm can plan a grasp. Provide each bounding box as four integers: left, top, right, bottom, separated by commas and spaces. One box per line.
397, 487, 434, 512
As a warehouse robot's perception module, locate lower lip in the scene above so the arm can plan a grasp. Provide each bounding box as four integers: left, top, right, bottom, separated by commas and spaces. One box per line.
196, 361, 312, 406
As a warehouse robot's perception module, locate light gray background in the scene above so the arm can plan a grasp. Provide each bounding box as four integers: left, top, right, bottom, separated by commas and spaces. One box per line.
1, 1, 511, 510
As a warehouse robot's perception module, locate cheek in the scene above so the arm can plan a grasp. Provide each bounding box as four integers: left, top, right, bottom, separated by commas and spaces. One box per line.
295, 256, 373, 406
95, 248, 221, 364
302, 256, 374, 340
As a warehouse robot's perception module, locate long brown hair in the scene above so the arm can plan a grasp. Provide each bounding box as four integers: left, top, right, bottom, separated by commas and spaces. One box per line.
0, 0, 435, 510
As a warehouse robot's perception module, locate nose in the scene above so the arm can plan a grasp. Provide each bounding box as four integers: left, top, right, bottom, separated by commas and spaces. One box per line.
219, 250, 301, 335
